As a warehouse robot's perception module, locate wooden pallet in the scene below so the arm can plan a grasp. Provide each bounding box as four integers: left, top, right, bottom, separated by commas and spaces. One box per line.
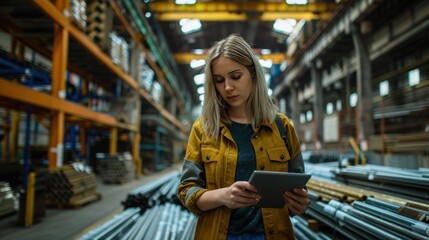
47, 193, 102, 209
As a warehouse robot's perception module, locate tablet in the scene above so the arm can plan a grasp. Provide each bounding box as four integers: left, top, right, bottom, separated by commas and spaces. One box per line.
248, 170, 312, 208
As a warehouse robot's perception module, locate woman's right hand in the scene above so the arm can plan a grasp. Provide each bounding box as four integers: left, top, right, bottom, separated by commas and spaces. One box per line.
223, 181, 261, 209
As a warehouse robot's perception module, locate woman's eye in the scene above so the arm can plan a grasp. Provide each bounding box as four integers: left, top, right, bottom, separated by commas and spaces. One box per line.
214, 77, 224, 83
231, 74, 241, 80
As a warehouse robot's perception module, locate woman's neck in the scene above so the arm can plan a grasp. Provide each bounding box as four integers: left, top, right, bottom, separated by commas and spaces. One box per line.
228, 110, 250, 124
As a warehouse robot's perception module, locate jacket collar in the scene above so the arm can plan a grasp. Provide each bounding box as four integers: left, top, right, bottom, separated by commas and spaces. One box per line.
219, 119, 275, 132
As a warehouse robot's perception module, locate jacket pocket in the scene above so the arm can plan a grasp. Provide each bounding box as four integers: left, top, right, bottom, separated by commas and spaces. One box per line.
267, 147, 290, 172
201, 147, 220, 185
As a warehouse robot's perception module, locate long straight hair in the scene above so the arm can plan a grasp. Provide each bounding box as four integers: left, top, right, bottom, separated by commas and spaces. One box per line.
201, 34, 278, 139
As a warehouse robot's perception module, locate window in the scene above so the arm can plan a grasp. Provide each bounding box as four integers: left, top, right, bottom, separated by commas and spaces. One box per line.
306, 110, 313, 122
379, 80, 389, 96
326, 102, 334, 114
408, 68, 420, 86
350, 93, 358, 107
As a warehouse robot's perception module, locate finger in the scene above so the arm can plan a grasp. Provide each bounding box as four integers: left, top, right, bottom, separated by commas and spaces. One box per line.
284, 193, 310, 209
232, 188, 260, 202
287, 197, 307, 214
292, 188, 308, 197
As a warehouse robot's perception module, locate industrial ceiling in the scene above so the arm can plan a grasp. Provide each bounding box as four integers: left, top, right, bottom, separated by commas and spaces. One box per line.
142, 0, 341, 105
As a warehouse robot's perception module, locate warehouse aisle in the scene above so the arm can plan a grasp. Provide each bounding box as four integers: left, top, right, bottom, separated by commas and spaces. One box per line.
0, 164, 182, 240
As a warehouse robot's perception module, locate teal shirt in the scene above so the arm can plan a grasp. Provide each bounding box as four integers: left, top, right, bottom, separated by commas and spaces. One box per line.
228, 122, 264, 234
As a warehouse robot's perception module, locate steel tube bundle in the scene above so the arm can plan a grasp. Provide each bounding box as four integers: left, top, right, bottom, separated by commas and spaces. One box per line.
338, 201, 429, 240
292, 216, 323, 240
305, 202, 364, 240
122, 171, 180, 209
80, 208, 141, 240
352, 201, 429, 237
334, 164, 429, 202
324, 200, 402, 240
80, 171, 197, 240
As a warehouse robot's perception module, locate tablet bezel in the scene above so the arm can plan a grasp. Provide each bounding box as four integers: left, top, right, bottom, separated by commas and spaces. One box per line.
248, 170, 311, 208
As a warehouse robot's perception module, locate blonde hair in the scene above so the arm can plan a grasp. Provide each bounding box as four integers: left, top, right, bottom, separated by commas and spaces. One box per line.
201, 34, 278, 139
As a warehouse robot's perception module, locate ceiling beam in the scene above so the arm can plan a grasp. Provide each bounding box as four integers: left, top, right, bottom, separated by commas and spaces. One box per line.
173, 52, 292, 65
146, 2, 337, 21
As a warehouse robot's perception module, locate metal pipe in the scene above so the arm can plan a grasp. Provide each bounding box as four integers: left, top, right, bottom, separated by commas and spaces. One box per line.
352, 201, 429, 236
305, 208, 362, 240
326, 200, 402, 240
345, 202, 428, 240
291, 216, 321, 240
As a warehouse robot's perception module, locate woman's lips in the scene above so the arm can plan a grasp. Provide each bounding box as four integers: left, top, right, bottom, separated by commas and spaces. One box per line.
227, 95, 239, 101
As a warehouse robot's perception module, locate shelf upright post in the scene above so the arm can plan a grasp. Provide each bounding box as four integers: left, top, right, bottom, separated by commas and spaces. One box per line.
9, 110, 19, 160
8, 39, 25, 160
110, 127, 118, 155
48, 0, 69, 169
80, 76, 88, 160
1, 110, 9, 160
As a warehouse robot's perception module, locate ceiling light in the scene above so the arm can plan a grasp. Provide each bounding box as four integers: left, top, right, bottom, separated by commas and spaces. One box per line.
176, 0, 196, 4
285, 0, 308, 5
273, 19, 297, 35
190, 59, 205, 68
145, 12, 151, 18
194, 73, 205, 85
199, 94, 204, 102
180, 19, 202, 34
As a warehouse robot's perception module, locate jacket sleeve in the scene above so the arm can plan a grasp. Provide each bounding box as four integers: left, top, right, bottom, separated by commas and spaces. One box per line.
177, 120, 209, 216
280, 113, 305, 174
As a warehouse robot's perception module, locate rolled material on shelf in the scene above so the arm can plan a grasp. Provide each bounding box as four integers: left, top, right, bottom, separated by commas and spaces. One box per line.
47, 165, 100, 207
98, 152, 135, 184
0, 182, 18, 217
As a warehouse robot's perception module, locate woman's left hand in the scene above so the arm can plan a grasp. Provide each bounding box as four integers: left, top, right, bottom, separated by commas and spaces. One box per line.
283, 188, 310, 215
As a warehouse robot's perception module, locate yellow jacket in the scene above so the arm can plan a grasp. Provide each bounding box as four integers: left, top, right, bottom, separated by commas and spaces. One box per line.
178, 113, 303, 240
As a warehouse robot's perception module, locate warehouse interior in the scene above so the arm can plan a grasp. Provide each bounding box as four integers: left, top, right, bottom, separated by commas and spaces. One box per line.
0, 0, 428, 239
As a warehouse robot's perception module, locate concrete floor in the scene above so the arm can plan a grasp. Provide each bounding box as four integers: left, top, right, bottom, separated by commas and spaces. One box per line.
0, 164, 182, 240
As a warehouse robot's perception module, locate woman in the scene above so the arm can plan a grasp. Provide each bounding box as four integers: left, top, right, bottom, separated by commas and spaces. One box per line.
178, 34, 310, 240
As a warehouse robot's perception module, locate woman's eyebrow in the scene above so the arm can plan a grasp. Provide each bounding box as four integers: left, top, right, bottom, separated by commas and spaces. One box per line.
228, 69, 241, 75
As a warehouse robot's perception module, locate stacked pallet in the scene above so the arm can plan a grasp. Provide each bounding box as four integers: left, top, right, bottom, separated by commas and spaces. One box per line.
86, 0, 113, 51
47, 165, 101, 208
98, 152, 135, 184
69, 0, 87, 31
0, 182, 17, 217
110, 31, 129, 73
369, 132, 429, 153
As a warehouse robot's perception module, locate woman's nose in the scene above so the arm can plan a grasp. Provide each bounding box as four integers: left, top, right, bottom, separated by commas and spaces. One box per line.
224, 79, 234, 91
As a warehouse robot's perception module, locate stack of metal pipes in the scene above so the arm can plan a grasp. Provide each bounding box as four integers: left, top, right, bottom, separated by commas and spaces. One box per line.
295, 162, 429, 239
80, 171, 196, 240
334, 164, 429, 202
297, 197, 429, 240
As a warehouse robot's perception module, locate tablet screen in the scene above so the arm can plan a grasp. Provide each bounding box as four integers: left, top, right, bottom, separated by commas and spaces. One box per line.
248, 171, 311, 208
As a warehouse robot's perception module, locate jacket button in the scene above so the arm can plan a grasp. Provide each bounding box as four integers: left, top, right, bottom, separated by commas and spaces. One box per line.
259, 147, 263, 151
259, 165, 265, 170
206, 155, 210, 160
280, 155, 284, 160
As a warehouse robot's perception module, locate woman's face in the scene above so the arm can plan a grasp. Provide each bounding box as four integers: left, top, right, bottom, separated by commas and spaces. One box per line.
212, 57, 253, 112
